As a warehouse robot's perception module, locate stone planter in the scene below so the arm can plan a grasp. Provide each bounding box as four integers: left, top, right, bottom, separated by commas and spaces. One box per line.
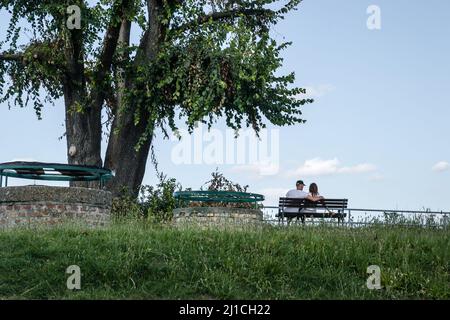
0, 186, 112, 228
173, 206, 264, 228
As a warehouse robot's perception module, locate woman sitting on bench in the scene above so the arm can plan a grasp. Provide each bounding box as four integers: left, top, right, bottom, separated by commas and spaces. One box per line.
307, 183, 338, 217
303, 183, 323, 214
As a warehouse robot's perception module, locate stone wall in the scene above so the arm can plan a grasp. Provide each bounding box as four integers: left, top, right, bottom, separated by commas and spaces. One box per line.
0, 186, 112, 228
173, 206, 264, 228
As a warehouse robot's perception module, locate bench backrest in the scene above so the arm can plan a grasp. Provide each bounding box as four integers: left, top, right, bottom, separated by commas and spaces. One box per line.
279, 198, 348, 210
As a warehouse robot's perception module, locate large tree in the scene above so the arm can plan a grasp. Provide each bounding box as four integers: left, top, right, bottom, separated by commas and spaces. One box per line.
0, 0, 312, 196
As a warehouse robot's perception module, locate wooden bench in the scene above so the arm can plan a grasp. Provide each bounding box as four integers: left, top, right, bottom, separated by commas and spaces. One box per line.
277, 198, 348, 225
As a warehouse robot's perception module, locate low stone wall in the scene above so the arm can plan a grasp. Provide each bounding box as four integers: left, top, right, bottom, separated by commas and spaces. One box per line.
173, 206, 264, 228
0, 186, 112, 228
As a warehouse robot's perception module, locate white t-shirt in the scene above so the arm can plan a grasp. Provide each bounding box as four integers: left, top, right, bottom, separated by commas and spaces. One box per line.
284, 189, 308, 213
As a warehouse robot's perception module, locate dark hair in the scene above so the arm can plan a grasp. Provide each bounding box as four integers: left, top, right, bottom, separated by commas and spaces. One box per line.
309, 183, 319, 196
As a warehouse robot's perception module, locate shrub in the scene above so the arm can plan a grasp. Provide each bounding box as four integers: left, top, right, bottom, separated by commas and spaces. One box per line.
111, 169, 259, 221
187, 168, 259, 209
140, 178, 181, 223
111, 177, 182, 223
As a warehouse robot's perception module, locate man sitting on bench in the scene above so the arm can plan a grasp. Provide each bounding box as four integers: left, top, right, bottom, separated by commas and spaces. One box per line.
284, 180, 323, 215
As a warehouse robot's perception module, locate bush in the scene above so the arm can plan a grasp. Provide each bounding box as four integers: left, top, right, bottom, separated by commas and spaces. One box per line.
112, 178, 182, 223
187, 168, 258, 209
111, 169, 259, 221
202, 168, 249, 193
140, 178, 181, 222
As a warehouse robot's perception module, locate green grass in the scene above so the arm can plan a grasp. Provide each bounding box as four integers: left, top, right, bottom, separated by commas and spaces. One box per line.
0, 222, 448, 299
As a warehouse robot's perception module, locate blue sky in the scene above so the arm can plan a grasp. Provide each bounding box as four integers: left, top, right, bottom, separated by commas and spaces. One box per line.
1, 0, 449, 210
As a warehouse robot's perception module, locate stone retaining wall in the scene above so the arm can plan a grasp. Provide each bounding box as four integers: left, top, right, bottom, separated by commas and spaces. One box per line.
173, 206, 264, 228
0, 186, 112, 228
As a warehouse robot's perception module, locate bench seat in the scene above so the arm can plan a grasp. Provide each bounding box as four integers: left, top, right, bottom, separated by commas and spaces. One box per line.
277, 197, 348, 224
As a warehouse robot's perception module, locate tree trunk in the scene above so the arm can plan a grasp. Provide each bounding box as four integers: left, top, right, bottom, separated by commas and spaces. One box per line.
63, 86, 102, 170
60, 0, 165, 197
104, 0, 164, 197
63, 27, 102, 188
104, 110, 153, 197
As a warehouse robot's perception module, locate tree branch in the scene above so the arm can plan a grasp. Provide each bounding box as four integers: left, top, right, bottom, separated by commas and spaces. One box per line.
114, 19, 131, 114
0, 50, 66, 72
133, 0, 166, 66
94, 0, 132, 89
0, 53, 24, 62
90, 0, 132, 110
173, 8, 275, 32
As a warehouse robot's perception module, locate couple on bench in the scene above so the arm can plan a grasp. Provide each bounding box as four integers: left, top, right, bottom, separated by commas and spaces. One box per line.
284, 180, 324, 215
280, 180, 347, 223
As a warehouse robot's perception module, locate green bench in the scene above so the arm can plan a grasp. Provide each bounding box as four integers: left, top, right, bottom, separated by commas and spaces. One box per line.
0, 161, 113, 188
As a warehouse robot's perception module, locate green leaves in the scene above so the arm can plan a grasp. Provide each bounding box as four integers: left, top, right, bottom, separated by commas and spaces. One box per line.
125, 2, 312, 138
1, 0, 312, 145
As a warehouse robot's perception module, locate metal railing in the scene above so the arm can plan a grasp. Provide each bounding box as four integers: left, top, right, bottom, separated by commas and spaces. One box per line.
261, 206, 450, 228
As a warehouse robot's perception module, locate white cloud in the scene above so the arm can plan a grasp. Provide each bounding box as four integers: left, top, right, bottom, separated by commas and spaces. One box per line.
432, 161, 450, 172
297, 84, 336, 99
290, 158, 376, 177
293, 158, 339, 176
229, 162, 279, 178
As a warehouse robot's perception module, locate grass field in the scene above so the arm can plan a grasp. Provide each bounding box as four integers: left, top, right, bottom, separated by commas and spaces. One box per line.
0, 222, 448, 299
